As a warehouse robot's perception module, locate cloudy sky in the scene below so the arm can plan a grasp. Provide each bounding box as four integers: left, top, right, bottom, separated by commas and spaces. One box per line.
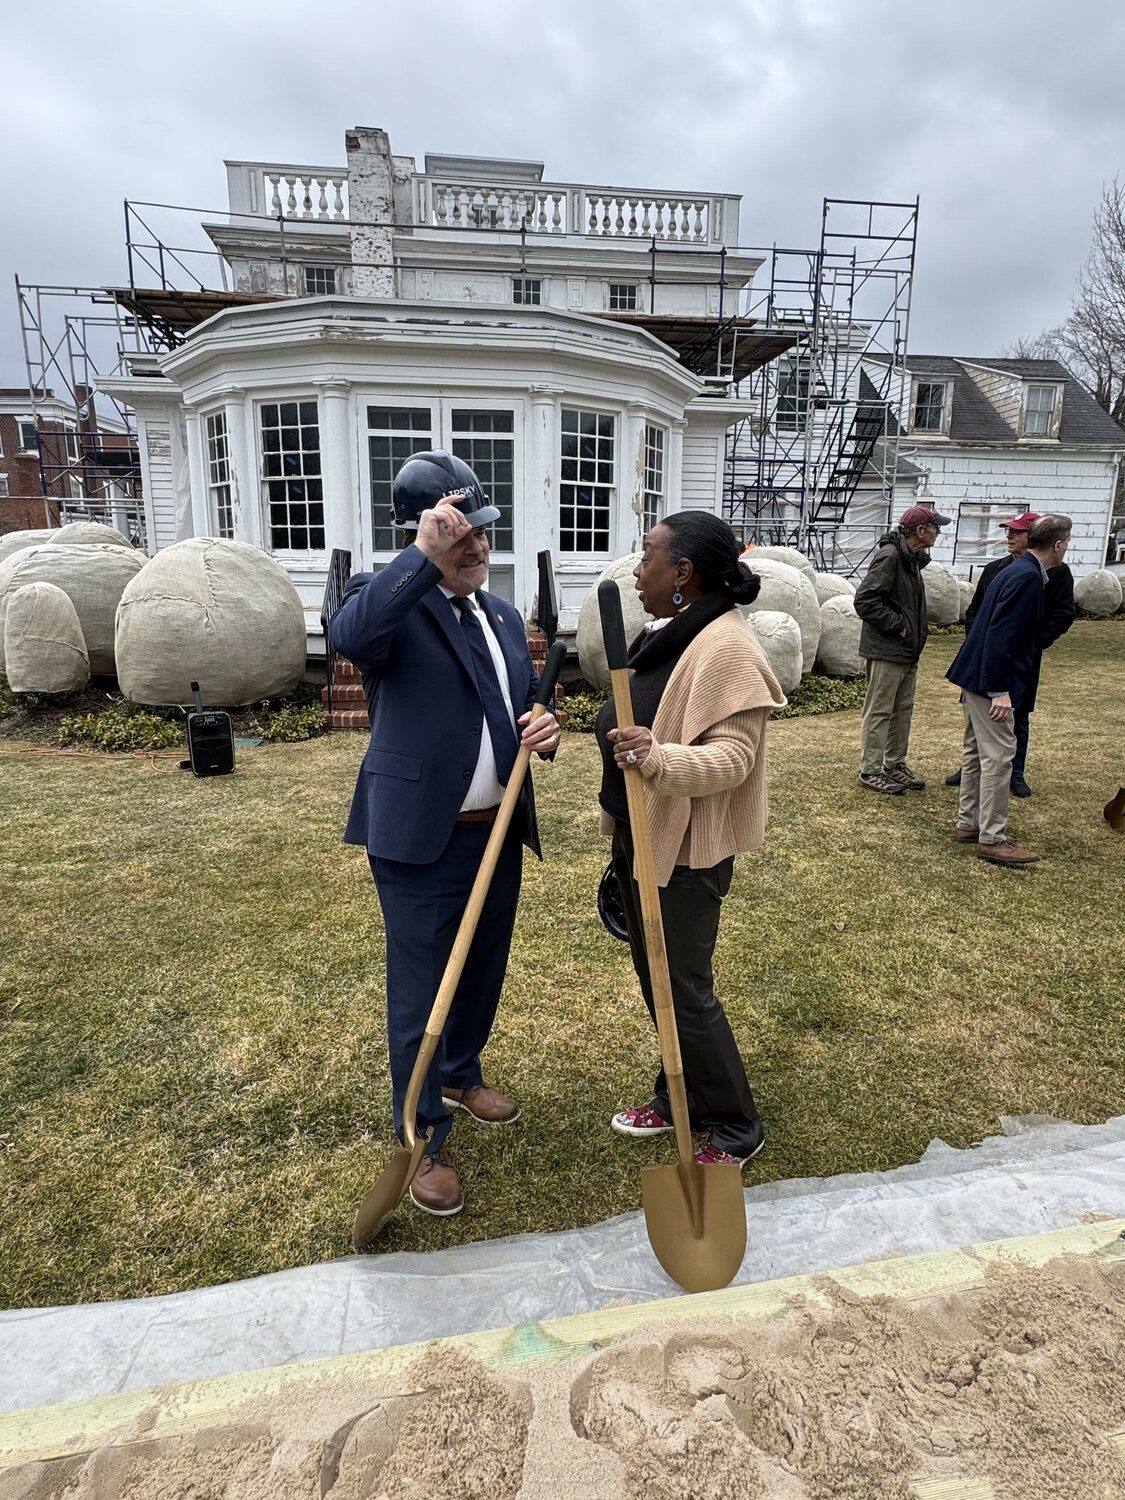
2, 0, 1122, 387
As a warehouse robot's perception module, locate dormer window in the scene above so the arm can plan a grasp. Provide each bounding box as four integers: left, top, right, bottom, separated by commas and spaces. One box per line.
1023, 383, 1059, 437
912, 381, 947, 432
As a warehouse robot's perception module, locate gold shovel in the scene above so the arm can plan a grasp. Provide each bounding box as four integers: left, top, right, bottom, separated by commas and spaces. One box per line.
598, 580, 747, 1293
352, 639, 567, 1251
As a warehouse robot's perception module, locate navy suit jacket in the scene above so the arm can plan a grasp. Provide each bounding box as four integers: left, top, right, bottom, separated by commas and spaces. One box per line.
329, 545, 543, 865
946, 552, 1046, 704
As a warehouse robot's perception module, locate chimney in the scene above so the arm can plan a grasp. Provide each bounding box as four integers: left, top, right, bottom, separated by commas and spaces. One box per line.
345, 127, 396, 298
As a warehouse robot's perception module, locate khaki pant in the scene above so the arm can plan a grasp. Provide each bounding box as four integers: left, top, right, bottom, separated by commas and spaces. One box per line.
957, 690, 1017, 844
859, 659, 918, 775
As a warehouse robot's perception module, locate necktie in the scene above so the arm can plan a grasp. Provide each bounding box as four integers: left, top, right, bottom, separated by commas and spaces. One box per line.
452, 597, 518, 785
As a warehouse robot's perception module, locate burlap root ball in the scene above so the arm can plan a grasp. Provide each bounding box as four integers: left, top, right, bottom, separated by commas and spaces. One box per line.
815, 595, 863, 678
3, 582, 90, 694
741, 544, 815, 580
743, 610, 802, 694
813, 571, 856, 607
576, 553, 653, 691
47, 521, 135, 550
0, 529, 57, 567
114, 538, 306, 706
958, 578, 975, 622
740, 557, 821, 673
0, 543, 145, 675
922, 559, 961, 625
1074, 569, 1123, 617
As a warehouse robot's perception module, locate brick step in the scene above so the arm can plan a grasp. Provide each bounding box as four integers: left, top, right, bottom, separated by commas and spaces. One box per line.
320, 682, 366, 706
331, 659, 362, 684
323, 709, 371, 730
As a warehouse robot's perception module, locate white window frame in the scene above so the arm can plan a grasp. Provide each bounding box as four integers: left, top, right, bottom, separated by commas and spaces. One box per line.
1023, 382, 1061, 438
642, 423, 666, 533
512, 276, 543, 306
910, 380, 949, 435
776, 357, 813, 434
17, 419, 37, 452
362, 397, 438, 558
257, 396, 326, 557
559, 406, 617, 558
607, 282, 639, 312
0, 475, 9, 497
205, 409, 235, 539
303, 264, 339, 296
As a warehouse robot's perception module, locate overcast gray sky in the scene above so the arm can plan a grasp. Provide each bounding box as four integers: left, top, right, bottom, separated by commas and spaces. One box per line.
2, 0, 1123, 387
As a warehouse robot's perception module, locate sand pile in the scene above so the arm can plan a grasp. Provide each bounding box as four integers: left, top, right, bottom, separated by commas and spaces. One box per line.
1, 1252, 1122, 1499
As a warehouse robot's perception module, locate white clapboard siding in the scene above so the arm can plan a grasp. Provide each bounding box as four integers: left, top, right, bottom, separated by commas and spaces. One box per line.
135, 411, 180, 554
681, 430, 723, 510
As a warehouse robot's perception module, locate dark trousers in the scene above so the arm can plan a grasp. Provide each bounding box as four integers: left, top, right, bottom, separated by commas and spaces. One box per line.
370, 820, 523, 1153
611, 822, 760, 1156
1011, 709, 1031, 783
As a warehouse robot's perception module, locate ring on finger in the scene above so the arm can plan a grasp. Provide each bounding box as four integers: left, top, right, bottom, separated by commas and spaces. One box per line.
625, 748, 638, 764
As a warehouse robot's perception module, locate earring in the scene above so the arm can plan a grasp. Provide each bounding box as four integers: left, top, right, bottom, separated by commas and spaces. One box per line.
672, 590, 684, 607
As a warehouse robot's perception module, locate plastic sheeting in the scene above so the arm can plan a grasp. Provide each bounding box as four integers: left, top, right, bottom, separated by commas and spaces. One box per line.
2, 1114, 1124, 1415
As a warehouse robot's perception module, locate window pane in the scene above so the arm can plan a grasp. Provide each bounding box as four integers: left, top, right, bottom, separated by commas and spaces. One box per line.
367, 407, 433, 549
452, 410, 516, 552
560, 409, 615, 553
259, 401, 323, 551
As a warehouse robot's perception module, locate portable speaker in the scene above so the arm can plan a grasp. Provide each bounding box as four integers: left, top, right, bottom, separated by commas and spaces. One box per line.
182, 681, 235, 778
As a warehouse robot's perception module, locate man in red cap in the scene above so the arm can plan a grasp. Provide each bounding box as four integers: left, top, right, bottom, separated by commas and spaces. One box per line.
853, 503, 952, 795
945, 510, 1075, 797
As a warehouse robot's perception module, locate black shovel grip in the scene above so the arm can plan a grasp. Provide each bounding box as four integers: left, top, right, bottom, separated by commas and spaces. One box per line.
598, 580, 629, 672
533, 640, 567, 707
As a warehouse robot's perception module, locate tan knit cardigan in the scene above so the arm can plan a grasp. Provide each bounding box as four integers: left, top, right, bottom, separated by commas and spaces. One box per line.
600, 608, 788, 886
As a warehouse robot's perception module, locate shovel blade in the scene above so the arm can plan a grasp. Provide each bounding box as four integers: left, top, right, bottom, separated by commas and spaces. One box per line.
352, 1138, 427, 1252
641, 1161, 747, 1293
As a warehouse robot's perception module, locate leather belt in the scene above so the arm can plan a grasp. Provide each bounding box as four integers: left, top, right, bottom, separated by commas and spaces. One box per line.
456, 806, 500, 824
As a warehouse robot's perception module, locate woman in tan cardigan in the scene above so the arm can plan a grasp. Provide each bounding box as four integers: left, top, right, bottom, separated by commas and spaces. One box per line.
594, 511, 786, 1167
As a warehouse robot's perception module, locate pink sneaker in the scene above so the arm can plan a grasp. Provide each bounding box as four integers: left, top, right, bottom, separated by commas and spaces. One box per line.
611, 1104, 674, 1137
693, 1142, 749, 1167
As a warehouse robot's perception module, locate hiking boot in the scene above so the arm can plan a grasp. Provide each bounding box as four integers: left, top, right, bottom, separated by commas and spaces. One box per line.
953, 826, 980, 843
858, 771, 905, 796
885, 763, 925, 791
442, 1084, 521, 1125
1010, 777, 1033, 798
977, 838, 1040, 867
945, 769, 962, 787
611, 1103, 675, 1137
409, 1148, 464, 1216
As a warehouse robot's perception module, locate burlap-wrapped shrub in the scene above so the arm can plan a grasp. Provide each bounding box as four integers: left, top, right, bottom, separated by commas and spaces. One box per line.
742, 544, 815, 581
576, 553, 652, 692
744, 610, 802, 694
741, 557, 821, 674
115, 538, 306, 706
3, 582, 90, 694
0, 543, 145, 675
0, 529, 56, 567
1074, 569, 1123, 617
46, 521, 134, 550
958, 578, 976, 622
815, 595, 863, 678
922, 560, 961, 625
813, 571, 856, 606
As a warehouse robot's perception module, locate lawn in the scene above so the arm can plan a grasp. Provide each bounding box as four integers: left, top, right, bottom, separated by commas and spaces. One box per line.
1, 623, 1123, 1309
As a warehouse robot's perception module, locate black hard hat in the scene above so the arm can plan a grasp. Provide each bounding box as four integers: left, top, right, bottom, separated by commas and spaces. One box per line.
597, 860, 630, 943
391, 450, 500, 531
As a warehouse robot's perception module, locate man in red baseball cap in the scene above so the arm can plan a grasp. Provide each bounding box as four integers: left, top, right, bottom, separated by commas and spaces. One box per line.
945, 509, 1075, 797
853, 503, 952, 795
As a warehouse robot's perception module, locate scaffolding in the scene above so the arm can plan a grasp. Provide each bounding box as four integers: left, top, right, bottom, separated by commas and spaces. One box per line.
15, 278, 148, 544
722, 197, 919, 574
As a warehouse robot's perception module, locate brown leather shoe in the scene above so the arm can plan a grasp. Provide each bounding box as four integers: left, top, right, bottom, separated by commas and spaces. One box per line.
953, 826, 980, 843
409, 1149, 464, 1216
442, 1084, 521, 1125
977, 838, 1040, 867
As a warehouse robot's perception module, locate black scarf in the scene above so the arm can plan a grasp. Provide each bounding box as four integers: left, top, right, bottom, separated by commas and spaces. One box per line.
627, 590, 734, 675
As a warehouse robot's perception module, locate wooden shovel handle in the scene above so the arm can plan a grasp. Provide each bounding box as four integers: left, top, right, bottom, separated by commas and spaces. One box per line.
401, 640, 566, 1150
598, 581, 694, 1170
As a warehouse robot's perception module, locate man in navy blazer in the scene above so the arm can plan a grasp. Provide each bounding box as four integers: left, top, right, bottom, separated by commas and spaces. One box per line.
947, 513, 1072, 867
330, 451, 560, 1219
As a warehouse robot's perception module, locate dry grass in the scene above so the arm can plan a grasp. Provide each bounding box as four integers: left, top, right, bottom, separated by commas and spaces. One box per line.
1, 623, 1123, 1307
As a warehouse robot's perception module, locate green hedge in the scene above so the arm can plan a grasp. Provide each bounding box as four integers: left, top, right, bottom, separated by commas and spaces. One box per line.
58, 704, 182, 752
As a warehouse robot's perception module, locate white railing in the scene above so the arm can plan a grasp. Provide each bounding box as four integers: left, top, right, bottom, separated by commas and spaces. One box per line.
225, 161, 349, 222
413, 176, 737, 243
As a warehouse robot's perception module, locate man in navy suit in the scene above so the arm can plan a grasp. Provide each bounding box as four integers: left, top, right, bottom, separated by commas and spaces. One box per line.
947, 514, 1072, 867
329, 452, 561, 1219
